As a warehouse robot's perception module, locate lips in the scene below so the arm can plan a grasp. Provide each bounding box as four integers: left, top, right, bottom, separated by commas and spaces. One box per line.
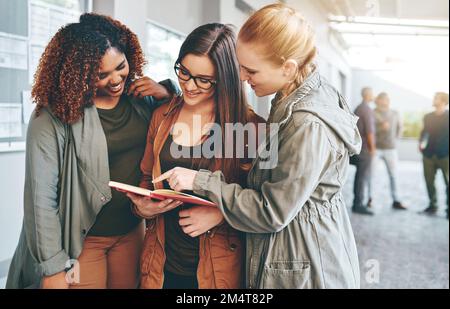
108, 82, 123, 93
185, 91, 201, 98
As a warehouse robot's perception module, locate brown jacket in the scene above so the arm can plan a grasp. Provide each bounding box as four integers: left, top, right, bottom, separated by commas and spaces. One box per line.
137, 95, 265, 289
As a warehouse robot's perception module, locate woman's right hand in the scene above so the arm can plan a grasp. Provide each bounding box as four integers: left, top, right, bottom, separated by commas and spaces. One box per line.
127, 193, 183, 219
41, 271, 69, 289
127, 77, 171, 100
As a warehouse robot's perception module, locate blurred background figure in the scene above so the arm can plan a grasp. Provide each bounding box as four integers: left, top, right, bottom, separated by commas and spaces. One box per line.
420, 92, 449, 218
370, 92, 408, 210
352, 87, 376, 216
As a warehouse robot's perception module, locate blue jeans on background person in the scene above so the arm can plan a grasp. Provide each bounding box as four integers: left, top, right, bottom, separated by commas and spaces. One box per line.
368, 149, 400, 203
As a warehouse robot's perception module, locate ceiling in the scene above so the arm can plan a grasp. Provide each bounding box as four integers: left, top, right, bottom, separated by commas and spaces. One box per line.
319, 0, 449, 21
315, 0, 449, 74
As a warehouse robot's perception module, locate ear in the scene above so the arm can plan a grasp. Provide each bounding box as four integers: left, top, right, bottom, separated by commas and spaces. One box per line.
282, 59, 299, 81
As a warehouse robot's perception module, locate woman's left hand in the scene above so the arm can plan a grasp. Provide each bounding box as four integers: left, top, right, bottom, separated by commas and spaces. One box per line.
153, 167, 198, 192
179, 206, 224, 238
128, 76, 170, 100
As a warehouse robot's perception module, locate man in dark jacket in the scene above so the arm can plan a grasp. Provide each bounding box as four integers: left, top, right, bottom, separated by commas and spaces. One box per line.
420, 92, 449, 218
353, 87, 376, 216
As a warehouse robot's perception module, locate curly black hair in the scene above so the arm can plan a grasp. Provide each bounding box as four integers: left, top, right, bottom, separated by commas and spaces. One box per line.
32, 13, 146, 123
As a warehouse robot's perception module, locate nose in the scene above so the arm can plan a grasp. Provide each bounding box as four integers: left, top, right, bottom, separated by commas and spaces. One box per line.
184, 78, 198, 91
110, 72, 123, 85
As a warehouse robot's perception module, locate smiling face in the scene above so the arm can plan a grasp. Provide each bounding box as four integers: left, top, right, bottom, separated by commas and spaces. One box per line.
236, 39, 290, 97
95, 47, 129, 98
177, 54, 216, 106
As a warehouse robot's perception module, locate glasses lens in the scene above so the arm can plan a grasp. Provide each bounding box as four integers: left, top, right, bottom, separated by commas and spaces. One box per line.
175, 66, 190, 81
196, 78, 214, 90
175, 64, 216, 90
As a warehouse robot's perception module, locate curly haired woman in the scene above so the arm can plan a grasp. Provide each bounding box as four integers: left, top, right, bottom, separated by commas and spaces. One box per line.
6, 13, 177, 289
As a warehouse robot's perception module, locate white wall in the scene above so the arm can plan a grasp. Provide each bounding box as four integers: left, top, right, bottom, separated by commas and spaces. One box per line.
0, 151, 25, 278
93, 0, 148, 46
147, 0, 204, 35
115, 0, 148, 47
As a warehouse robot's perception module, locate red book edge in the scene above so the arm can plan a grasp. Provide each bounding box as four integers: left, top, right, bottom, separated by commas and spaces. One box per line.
108, 181, 216, 207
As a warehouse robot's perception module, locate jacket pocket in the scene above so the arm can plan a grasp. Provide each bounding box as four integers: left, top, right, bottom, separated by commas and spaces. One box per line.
140, 228, 158, 276
209, 232, 244, 289
261, 261, 311, 289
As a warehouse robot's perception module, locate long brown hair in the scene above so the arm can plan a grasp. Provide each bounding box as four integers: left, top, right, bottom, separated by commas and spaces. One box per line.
177, 23, 252, 183
32, 13, 146, 124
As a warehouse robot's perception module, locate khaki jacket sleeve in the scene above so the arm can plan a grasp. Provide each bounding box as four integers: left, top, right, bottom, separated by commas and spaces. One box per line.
24, 111, 70, 276
193, 120, 332, 234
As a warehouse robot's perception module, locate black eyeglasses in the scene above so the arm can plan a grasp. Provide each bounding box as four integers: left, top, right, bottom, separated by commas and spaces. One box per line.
174, 63, 217, 90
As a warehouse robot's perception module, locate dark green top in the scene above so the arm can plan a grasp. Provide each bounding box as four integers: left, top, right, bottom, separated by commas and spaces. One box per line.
161, 134, 212, 276
88, 96, 148, 236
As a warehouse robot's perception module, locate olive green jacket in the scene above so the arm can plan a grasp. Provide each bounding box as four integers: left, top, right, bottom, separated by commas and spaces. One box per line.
6, 80, 178, 289
193, 72, 363, 289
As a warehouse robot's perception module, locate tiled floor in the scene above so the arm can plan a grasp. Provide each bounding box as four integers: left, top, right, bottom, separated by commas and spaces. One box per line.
345, 161, 449, 289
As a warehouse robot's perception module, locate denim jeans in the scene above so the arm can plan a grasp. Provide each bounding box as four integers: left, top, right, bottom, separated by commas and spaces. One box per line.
368, 149, 400, 203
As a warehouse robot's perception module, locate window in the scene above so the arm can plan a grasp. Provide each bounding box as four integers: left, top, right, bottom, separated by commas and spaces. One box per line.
145, 21, 185, 83
29, 0, 90, 83
0, 0, 90, 152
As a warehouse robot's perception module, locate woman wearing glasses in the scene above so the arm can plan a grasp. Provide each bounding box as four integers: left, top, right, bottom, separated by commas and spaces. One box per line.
126, 23, 265, 289
151, 4, 362, 289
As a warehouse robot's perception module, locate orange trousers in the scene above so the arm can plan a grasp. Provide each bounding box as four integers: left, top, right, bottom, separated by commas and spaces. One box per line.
69, 222, 144, 289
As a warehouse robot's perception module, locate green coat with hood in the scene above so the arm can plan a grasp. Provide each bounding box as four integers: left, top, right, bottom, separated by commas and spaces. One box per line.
193, 72, 362, 289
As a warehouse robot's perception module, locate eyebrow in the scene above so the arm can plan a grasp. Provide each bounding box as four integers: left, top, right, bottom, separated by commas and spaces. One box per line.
241, 65, 258, 73
99, 59, 126, 74
179, 63, 215, 79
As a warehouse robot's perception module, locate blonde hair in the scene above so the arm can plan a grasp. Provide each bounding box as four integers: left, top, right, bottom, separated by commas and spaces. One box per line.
239, 3, 317, 95
435, 92, 449, 105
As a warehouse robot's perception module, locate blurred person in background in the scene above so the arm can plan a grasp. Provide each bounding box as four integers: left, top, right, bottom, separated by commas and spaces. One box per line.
352, 87, 376, 215
420, 92, 449, 219
370, 92, 407, 210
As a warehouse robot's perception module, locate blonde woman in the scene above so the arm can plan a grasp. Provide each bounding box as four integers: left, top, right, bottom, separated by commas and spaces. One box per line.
154, 4, 362, 289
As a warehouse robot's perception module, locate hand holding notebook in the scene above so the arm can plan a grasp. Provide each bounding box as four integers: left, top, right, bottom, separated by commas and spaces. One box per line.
108, 181, 216, 207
